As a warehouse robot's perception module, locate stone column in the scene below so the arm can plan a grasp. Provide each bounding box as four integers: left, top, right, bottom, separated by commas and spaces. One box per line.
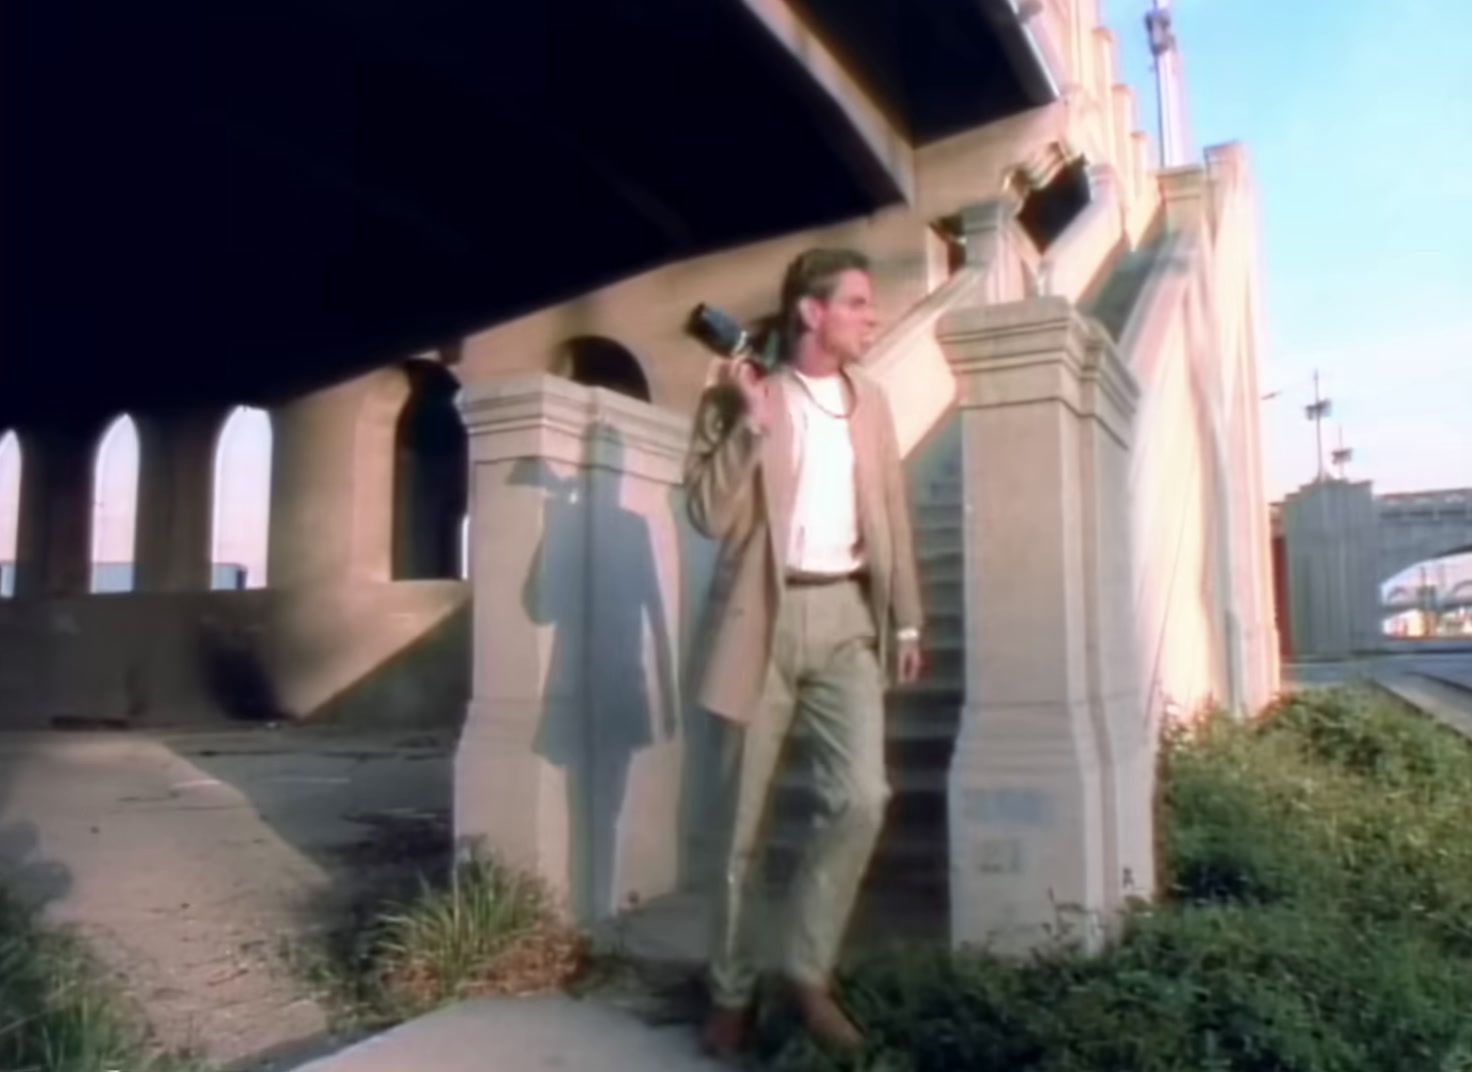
940, 296, 1149, 954
455, 374, 700, 922
1281, 480, 1379, 658
268, 368, 407, 588
13, 425, 92, 598
134, 410, 223, 592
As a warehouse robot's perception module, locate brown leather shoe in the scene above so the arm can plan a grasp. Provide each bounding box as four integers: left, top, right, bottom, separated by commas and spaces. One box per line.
790, 982, 865, 1055
699, 1003, 752, 1060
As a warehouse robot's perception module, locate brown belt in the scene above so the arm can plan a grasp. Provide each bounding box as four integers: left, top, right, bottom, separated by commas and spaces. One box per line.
785, 570, 867, 588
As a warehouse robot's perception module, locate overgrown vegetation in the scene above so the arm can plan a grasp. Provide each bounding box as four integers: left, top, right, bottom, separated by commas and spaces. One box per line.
295, 854, 588, 1031
756, 686, 1472, 1071
0, 891, 202, 1072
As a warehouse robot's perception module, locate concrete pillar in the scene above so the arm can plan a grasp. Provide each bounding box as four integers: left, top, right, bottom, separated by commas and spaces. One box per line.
13, 425, 91, 598
268, 368, 408, 589
134, 410, 223, 592
454, 374, 702, 922
1282, 480, 1380, 658
940, 296, 1151, 954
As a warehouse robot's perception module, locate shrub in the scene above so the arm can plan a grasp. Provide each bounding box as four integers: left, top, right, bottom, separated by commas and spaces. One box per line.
757, 687, 1472, 1071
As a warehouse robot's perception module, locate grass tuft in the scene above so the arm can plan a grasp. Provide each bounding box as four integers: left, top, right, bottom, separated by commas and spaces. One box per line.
0, 890, 204, 1072
294, 853, 588, 1030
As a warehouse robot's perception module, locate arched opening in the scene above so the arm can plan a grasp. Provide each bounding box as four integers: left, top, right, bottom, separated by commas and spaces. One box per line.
1015, 157, 1091, 252
91, 415, 140, 593
1380, 549, 1472, 639
211, 406, 273, 590
556, 336, 652, 401
0, 431, 20, 598
393, 362, 468, 580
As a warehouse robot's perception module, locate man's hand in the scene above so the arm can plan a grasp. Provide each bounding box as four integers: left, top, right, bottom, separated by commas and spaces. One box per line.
896, 635, 924, 685
720, 357, 773, 432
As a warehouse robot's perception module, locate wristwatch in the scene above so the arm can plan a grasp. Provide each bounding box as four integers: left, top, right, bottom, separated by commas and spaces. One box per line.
895, 627, 920, 643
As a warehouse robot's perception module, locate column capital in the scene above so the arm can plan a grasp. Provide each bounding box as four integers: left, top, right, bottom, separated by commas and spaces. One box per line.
940, 298, 1138, 444
943, 195, 1024, 269
458, 375, 690, 486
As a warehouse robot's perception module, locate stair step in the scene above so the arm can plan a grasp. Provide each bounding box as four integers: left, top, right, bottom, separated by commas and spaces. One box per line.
889, 674, 962, 698
788, 712, 957, 743
925, 477, 962, 500
916, 515, 962, 534
764, 826, 949, 893
773, 769, 948, 828
923, 597, 964, 622
917, 619, 961, 640
915, 502, 960, 526
917, 547, 962, 570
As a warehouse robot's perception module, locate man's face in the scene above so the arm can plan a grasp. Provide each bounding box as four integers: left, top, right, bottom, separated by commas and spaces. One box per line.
803, 269, 878, 364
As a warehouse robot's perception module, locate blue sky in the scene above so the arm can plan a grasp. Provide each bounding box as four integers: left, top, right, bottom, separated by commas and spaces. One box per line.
1105, 0, 1472, 498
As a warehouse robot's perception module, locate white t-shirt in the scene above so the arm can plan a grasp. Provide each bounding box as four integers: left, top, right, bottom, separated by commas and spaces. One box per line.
784, 370, 864, 576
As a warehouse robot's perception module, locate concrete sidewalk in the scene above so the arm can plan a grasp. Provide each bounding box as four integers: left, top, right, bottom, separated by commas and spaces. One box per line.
0, 724, 453, 1069
292, 995, 724, 1072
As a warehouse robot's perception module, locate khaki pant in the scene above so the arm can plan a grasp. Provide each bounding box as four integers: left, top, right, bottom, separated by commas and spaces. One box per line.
708, 578, 889, 1008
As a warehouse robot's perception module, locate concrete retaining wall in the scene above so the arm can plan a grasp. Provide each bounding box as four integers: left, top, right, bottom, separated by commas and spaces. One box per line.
0, 581, 468, 728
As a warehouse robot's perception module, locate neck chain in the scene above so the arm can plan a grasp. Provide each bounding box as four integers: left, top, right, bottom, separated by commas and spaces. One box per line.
792, 369, 856, 420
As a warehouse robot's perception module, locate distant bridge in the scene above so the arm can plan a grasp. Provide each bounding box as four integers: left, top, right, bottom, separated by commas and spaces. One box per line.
1377, 488, 1472, 585
1279, 483, 1472, 657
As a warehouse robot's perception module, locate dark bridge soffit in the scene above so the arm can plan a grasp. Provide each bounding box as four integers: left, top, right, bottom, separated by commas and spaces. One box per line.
739, 0, 915, 204
0, 0, 1050, 427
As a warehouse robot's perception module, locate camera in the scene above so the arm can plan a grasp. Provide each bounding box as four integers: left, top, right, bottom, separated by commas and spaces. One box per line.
687, 304, 781, 373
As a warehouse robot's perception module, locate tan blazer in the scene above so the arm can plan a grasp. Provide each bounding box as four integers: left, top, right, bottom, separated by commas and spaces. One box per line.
684, 364, 923, 723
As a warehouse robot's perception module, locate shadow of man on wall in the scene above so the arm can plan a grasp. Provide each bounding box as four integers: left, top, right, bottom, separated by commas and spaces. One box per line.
516, 423, 678, 922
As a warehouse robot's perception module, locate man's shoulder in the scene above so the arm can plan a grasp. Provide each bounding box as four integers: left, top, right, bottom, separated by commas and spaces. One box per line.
848, 363, 894, 416
847, 362, 883, 397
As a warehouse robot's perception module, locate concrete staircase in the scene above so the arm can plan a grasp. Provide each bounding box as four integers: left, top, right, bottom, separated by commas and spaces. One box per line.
765, 428, 965, 937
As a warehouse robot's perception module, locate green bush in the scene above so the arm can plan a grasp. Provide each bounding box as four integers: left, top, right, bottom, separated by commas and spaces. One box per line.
757, 687, 1472, 1072
0, 890, 202, 1072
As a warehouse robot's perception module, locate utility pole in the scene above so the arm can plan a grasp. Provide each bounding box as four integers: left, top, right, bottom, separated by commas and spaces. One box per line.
1145, 0, 1194, 168
1303, 370, 1332, 482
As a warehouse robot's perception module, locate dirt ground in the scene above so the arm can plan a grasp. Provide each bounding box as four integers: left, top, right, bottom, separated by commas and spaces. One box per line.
0, 723, 454, 1071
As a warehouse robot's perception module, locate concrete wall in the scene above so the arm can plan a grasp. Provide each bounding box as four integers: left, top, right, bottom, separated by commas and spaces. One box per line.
1111, 147, 1280, 722
0, 364, 474, 730
0, 582, 468, 728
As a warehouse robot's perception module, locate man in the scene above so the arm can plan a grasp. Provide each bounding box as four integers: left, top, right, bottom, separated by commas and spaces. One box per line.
684, 248, 924, 1058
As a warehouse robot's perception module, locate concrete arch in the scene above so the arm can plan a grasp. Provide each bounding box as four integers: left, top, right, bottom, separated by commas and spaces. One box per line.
0, 429, 19, 597
1377, 543, 1472, 593
211, 406, 273, 590
91, 414, 140, 593
1376, 489, 1472, 584
554, 336, 652, 402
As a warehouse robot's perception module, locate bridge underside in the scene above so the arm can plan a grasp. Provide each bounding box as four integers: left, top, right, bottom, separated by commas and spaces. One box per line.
0, 0, 1048, 427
